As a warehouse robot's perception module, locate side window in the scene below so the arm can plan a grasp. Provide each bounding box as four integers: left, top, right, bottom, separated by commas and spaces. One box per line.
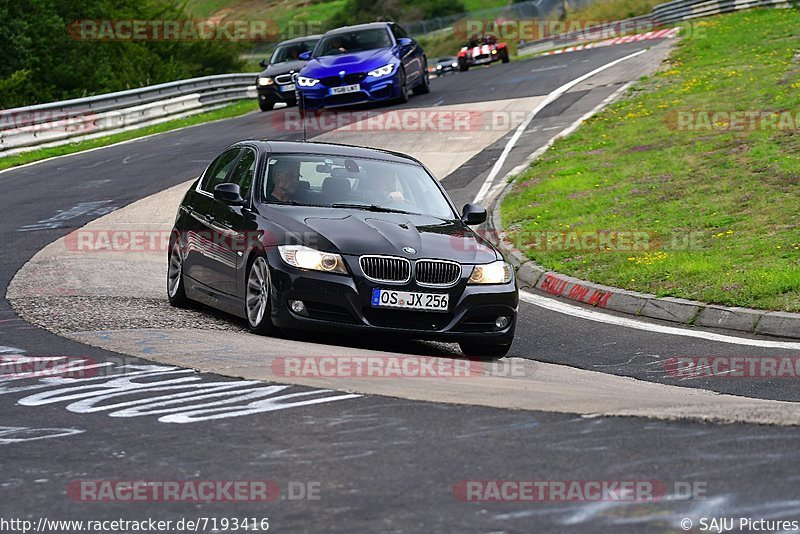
391, 24, 408, 40
201, 148, 241, 193
227, 149, 256, 202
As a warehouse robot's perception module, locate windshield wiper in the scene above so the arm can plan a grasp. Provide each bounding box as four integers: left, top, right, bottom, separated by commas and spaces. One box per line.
331, 203, 412, 215
267, 200, 304, 206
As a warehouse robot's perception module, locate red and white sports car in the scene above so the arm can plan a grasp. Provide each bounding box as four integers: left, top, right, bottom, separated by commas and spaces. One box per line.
457, 34, 509, 71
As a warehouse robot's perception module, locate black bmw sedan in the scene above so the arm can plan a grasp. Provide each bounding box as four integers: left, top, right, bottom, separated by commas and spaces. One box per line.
256, 35, 320, 111
167, 141, 518, 357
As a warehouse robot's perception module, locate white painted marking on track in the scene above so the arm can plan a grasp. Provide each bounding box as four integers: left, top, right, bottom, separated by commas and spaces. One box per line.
0, 344, 361, 423
520, 290, 800, 350
17, 200, 117, 231
473, 48, 646, 204
0, 426, 84, 445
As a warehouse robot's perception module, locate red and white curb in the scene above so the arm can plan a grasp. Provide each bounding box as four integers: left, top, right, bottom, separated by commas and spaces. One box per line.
541, 27, 680, 56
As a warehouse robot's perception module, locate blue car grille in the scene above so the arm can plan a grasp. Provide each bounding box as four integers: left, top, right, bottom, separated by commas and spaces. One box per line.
320, 72, 367, 87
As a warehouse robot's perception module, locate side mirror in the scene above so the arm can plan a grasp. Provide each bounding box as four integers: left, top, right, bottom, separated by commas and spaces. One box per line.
258, 59, 268, 68
214, 183, 245, 205
397, 37, 414, 48
461, 203, 487, 225
298, 51, 311, 60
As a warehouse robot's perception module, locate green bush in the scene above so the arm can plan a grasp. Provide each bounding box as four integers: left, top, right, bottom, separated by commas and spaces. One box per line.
326, 0, 466, 30
0, 0, 245, 108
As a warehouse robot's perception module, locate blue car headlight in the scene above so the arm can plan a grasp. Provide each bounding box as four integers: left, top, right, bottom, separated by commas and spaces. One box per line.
297, 76, 320, 87
367, 63, 395, 78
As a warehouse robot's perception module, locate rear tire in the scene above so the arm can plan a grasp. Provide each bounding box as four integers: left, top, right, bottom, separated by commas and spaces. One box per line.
459, 341, 511, 360
167, 240, 190, 308
245, 255, 280, 335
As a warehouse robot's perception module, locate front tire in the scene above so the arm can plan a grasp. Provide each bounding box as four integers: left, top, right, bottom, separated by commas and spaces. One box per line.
245, 255, 279, 335
259, 99, 275, 111
167, 240, 190, 308
500, 49, 510, 63
412, 67, 430, 95
458, 58, 469, 72
459, 340, 511, 360
396, 69, 409, 104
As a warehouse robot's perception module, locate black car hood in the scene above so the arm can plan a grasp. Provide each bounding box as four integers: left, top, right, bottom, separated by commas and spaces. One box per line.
259, 60, 307, 78
263, 206, 499, 264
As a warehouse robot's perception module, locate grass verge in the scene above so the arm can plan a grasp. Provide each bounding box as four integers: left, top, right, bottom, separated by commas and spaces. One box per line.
0, 100, 257, 172
565, 0, 665, 21
501, 8, 800, 312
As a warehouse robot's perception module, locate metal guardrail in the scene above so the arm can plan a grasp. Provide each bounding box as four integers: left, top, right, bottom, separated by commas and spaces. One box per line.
653, 0, 791, 23
2, 0, 791, 157
0, 73, 259, 156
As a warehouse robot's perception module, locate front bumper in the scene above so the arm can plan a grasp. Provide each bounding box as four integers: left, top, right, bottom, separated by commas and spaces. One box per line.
265, 249, 518, 343
296, 73, 401, 110
257, 84, 297, 105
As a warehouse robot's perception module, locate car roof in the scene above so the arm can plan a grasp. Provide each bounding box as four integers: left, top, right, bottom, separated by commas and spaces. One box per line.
246, 140, 423, 166
322, 22, 395, 36
276, 34, 323, 45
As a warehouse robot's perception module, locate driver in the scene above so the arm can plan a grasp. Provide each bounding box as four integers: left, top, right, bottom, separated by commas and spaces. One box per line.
268, 160, 300, 202
328, 36, 347, 54
373, 174, 405, 204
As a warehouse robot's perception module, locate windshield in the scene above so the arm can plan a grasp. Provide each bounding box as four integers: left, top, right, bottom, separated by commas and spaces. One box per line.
269, 39, 319, 64
314, 29, 393, 57
262, 154, 455, 219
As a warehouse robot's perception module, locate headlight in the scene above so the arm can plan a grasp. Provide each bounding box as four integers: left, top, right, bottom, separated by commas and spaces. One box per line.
278, 245, 347, 274
491, 49, 498, 54
451, 62, 458, 68
296, 76, 320, 87
436, 65, 442, 70
468, 261, 513, 284
257, 77, 273, 86
367, 63, 395, 78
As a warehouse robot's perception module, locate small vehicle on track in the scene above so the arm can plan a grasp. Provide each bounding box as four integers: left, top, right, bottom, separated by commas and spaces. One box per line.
457, 34, 510, 71
255, 35, 321, 111
430, 56, 459, 76
167, 141, 517, 357
295, 22, 429, 111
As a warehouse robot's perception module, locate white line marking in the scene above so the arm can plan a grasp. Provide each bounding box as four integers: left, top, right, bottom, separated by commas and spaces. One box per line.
477, 80, 635, 208
473, 48, 646, 203
520, 290, 800, 350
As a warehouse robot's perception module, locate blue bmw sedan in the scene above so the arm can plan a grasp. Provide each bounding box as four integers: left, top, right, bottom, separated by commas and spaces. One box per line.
295, 22, 430, 111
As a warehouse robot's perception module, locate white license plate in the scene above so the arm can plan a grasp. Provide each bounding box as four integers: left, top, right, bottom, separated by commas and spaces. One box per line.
280, 83, 295, 92
330, 83, 360, 95
371, 288, 449, 312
